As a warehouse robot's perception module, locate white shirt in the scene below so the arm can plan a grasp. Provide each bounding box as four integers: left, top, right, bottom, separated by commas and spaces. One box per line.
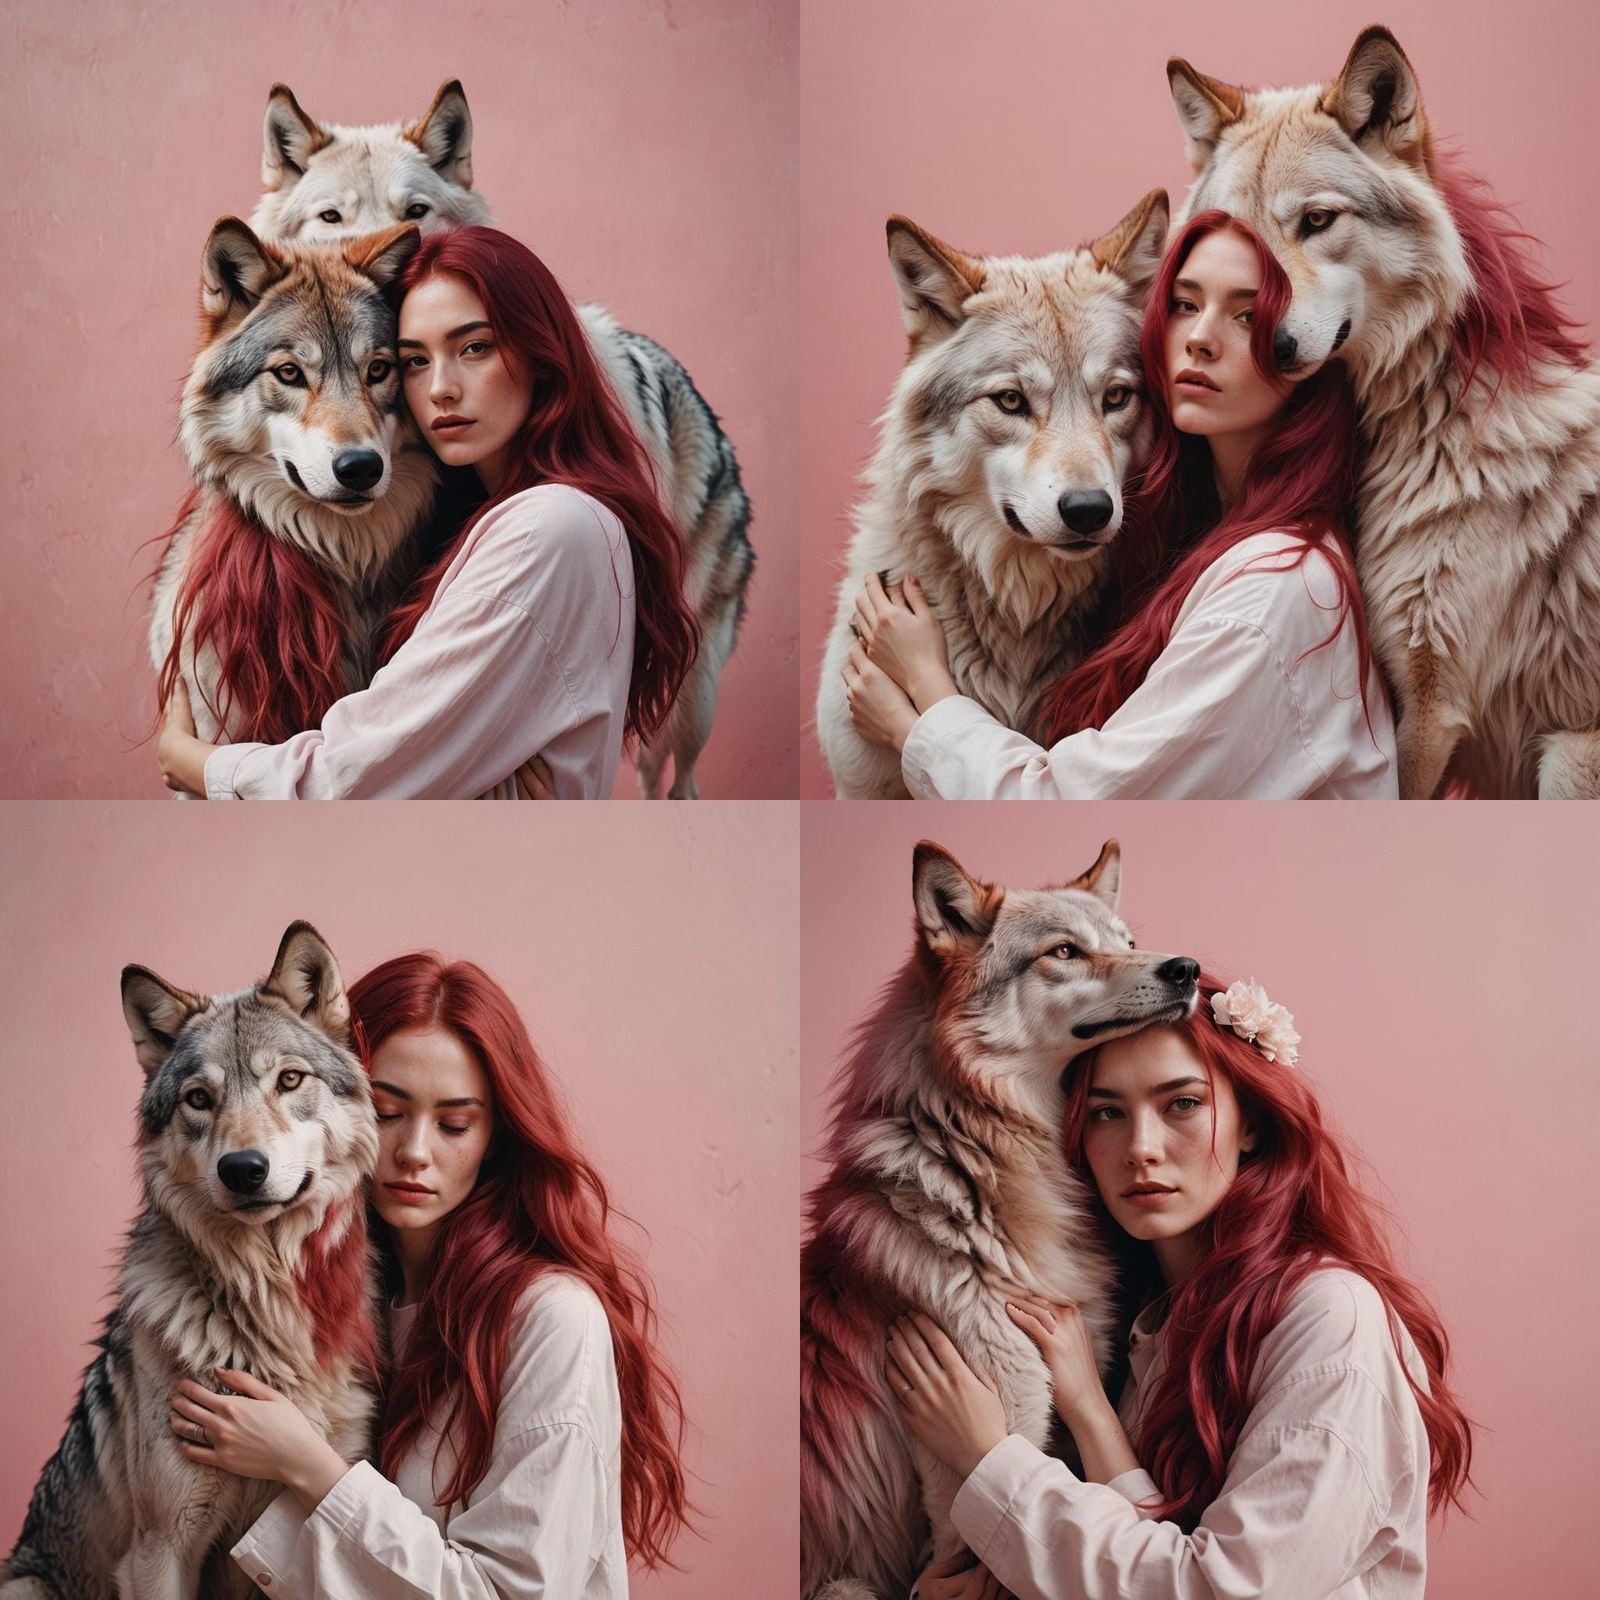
949, 1267, 1431, 1599
204, 484, 636, 800
232, 1273, 627, 1599
900, 532, 1396, 799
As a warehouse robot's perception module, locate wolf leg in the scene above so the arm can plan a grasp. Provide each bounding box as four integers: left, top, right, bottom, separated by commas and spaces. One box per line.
116, 1535, 200, 1600
1394, 700, 1463, 800
668, 596, 741, 800
1536, 730, 1600, 798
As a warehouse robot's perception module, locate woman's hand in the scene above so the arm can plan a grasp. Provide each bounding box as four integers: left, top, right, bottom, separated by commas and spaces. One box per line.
887, 1312, 1008, 1481
916, 1548, 1014, 1600
852, 573, 959, 712
170, 1367, 349, 1514
843, 642, 920, 752
515, 753, 557, 799
156, 679, 217, 797
1004, 1296, 1111, 1431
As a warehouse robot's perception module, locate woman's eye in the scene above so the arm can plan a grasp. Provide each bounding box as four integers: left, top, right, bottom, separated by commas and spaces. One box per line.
1301, 209, 1336, 236
1102, 385, 1132, 413
402, 354, 426, 370
441, 1124, 471, 1137
1238, 310, 1254, 327
277, 1069, 304, 1092
1172, 298, 1197, 314
1170, 1096, 1202, 1113
1089, 1106, 1121, 1123
318, 209, 343, 225
991, 389, 1028, 415
461, 340, 492, 356
184, 1089, 213, 1112
272, 363, 304, 386
375, 1112, 401, 1123
403, 203, 430, 220
366, 360, 392, 384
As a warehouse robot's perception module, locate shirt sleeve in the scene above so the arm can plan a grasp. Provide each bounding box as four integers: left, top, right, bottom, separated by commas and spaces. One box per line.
204, 494, 626, 800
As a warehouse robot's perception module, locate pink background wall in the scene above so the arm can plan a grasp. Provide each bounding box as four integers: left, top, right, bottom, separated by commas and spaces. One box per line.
799, 0, 1600, 793
0, 0, 797, 798
0, 802, 799, 1593
801, 802, 1598, 1593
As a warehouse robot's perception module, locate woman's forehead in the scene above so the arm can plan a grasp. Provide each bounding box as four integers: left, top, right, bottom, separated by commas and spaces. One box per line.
398, 271, 487, 337
370, 1024, 490, 1101
1180, 228, 1261, 290
1091, 1025, 1207, 1089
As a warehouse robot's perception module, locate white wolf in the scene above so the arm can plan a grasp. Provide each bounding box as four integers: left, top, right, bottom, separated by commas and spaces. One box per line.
816, 192, 1169, 798
1168, 26, 1600, 798
251, 80, 755, 798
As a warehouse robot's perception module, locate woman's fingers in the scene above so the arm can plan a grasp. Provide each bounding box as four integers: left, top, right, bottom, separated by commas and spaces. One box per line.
888, 1318, 937, 1389
174, 1379, 224, 1415
910, 1311, 965, 1373
903, 573, 928, 614
169, 1394, 213, 1427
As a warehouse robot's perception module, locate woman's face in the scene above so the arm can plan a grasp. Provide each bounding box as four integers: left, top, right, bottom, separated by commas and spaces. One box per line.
369, 1025, 496, 1237
398, 272, 533, 491
1164, 228, 1289, 442
1081, 1025, 1255, 1278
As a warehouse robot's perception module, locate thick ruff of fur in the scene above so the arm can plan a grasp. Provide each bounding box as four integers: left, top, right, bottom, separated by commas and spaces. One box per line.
817, 193, 1169, 798
800, 842, 1199, 1598
3, 925, 378, 1600
1171, 27, 1600, 798
250, 80, 755, 798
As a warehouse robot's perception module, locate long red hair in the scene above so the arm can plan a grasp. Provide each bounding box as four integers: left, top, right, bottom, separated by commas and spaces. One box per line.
379, 227, 699, 742
1040, 211, 1373, 744
349, 954, 690, 1567
1062, 976, 1474, 1528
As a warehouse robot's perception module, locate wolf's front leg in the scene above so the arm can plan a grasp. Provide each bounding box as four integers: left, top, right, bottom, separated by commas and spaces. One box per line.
115, 1534, 202, 1600
1537, 729, 1600, 798
1394, 661, 1464, 799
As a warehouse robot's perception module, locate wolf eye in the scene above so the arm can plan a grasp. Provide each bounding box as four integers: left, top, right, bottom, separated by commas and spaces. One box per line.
185, 1089, 213, 1112
366, 359, 392, 384
277, 1069, 304, 1092
319, 209, 343, 225
1052, 943, 1084, 961
272, 363, 304, 386
1102, 385, 1133, 413
404, 203, 431, 220
1301, 209, 1337, 236
991, 389, 1029, 416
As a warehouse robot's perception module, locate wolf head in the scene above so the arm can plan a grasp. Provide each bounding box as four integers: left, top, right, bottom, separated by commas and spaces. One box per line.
880, 191, 1168, 564
1168, 26, 1470, 388
123, 923, 377, 1233
250, 80, 493, 242
911, 840, 1199, 1121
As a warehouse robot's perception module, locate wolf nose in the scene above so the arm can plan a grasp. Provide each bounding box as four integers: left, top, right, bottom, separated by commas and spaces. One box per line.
332, 449, 384, 492
1272, 329, 1299, 370
1157, 957, 1200, 989
1057, 491, 1113, 535
217, 1150, 270, 1194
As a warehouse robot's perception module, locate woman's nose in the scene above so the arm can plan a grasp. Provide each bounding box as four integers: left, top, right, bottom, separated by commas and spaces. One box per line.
430, 365, 459, 404
1126, 1111, 1164, 1163
396, 1123, 431, 1168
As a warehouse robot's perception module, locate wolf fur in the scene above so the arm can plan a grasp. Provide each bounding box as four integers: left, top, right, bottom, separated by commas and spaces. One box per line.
250, 80, 755, 798
150, 219, 434, 743
816, 192, 1170, 798
800, 842, 1200, 1598
1168, 26, 1600, 798
3, 924, 378, 1600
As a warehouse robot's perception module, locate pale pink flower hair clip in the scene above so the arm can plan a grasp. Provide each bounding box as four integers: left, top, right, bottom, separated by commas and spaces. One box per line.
1209, 979, 1301, 1066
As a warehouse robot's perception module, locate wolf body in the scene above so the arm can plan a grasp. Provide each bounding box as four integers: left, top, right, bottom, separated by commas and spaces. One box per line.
249, 81, 755, 798
800, 843, 1200, 1598
3, 925, 378, 1600
816, 193, 1169, 798
1168, 26, 1600, 798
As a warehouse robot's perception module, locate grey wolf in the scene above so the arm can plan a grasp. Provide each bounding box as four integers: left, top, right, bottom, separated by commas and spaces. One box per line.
150, 219, 434, 743
251, 80, 755, 798
1169, 26, 1600, 798
3, 924, 378, 1600
800, 842, 1199, 1598
816, 192, 1170, 798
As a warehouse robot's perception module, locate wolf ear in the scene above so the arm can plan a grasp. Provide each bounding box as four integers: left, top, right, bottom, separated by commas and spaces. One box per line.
200, 218, 283, 335
122, 968, 204, 1080
1324, 26, 1428, 168
1069, 839, 1121, 913
262, 84, 329, 191
406, 79, 475, 187
1167, 58, 1244, 170
912, 842, 1001, 958
886, 218, 986, 347
1088, 190, 1169, 299
344, 224, 423, 289
262, 922, 352, 1043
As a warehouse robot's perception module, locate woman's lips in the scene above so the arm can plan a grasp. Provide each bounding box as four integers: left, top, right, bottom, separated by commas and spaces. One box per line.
431, 418, 473, 434
1123, 1186, 1176, 1207
384, 1182, 436, 1205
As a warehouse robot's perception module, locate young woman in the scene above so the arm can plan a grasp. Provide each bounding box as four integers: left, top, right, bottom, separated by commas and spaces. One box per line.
887, 975, 1472, 1598
842, 211, 1397, 799
167, 952, 689, 1596
157, 227, 699, 799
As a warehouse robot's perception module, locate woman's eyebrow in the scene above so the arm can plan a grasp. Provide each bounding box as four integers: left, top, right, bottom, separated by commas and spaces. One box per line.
396, 320, 492, 350
370, 1079, 485, 1109
1087, 1076, 1207, 1099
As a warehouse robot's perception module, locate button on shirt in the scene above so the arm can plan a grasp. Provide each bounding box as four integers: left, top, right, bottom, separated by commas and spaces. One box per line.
901, 532, 1397, 800
949, 1267, 1431, 1599
204, 484, 636, 800
232, 1273, 627, 1599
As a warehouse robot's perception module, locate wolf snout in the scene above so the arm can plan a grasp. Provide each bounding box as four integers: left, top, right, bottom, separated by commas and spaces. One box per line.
1157, 956, 1200, 989
1057, 490, 1115, 536
332, 448, 385, 492
1273, 328, 1299, 371
217, 1149, 270, 1195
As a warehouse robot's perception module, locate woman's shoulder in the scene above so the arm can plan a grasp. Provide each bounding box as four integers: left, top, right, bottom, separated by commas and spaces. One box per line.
454, 485, 628, 610
1184, 528, 1357, 637
488, 483, 624, 544
1257, 1264, 1417, 1388
497, 1271, 618, 1434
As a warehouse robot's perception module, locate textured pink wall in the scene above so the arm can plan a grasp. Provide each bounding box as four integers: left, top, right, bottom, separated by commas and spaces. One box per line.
801, 802, 1598, 1593
799, 0, 1600, 793
0, 0, 797, 798
0, 802, 799, 1593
